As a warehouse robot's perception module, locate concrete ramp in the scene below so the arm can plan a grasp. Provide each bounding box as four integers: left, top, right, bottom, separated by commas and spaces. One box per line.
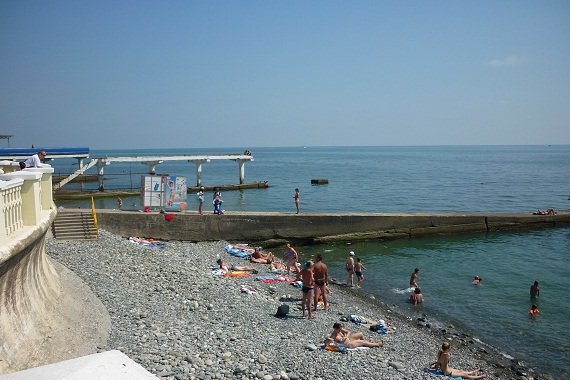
0, 350, 157, 380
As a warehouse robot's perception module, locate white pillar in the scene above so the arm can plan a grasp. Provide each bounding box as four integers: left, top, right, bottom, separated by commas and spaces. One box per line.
97, 160, 109, 191
190, 159, 210, 187
237, 160, 246, 184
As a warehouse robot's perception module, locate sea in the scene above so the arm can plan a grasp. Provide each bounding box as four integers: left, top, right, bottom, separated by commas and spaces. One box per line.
53, 145, 570, 378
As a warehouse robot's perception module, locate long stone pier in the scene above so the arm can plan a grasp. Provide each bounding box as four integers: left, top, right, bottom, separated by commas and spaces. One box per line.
94, 209, 570, 246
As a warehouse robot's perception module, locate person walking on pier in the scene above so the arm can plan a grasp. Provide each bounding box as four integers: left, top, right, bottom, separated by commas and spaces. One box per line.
197, 187, 205, 214
294, 188, 300, 214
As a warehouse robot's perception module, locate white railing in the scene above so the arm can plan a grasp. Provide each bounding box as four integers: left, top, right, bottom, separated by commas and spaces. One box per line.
0, 178, 24, 237
0, 164, 54, 241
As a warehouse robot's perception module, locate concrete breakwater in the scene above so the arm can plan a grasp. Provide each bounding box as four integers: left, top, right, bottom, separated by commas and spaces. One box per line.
95, 209, 570, 245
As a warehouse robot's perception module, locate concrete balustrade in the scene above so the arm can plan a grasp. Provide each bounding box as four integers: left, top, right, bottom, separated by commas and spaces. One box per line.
0, 178, 23, 238
0, 163, 110, 375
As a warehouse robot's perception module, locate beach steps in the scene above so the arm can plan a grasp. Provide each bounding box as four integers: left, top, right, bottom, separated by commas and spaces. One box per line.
52, 210, 99, 240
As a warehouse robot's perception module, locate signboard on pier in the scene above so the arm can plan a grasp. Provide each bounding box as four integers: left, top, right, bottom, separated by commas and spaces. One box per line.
141, 175, 187, 211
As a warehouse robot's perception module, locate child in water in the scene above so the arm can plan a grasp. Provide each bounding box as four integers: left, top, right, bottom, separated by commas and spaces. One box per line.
529, 304, 540, 316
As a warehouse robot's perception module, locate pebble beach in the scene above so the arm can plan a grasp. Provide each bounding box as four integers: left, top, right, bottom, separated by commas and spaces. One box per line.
46, 230, 529, 380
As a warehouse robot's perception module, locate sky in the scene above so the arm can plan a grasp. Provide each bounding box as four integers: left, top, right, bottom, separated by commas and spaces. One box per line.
1, 1, 569, 149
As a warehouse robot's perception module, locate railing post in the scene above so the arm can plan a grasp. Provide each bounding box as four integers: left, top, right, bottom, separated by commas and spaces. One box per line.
27, 167, 54, 211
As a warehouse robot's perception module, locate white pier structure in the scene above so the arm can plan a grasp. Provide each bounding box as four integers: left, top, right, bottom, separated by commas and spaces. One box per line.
53, 153, 254, 191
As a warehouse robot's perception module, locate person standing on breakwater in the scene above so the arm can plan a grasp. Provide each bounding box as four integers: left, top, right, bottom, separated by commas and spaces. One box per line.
530, 280, 540, 298
312, 254, 329, 311
345, 251, 355, 287
213, 188, 223, 214
300, 261, 315, 319
285, 243, 301, 280
294, 188, 300, 214
197, 187, 205, 215
410, 268, 420, 289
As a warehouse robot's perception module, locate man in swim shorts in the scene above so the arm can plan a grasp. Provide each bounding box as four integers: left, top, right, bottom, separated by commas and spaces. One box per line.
312, 254, 329, 311
300, 261, 315, 319
355, 257, 366, 288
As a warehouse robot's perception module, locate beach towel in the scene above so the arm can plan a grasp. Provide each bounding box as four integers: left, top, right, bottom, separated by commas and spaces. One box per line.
255, 274, 292, 283
423, 367, 462, 380
320, 341, 370, 353
227, 271, 251, 278
224, 244, 250, 258
128, 237, 166, 249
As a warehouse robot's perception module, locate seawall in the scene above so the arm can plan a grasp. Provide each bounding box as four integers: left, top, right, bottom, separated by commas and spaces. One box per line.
0, 208, 110, 374
95, 209, 570, 246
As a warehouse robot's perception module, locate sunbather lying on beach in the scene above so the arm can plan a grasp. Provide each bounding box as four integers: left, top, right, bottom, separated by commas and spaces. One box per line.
330, 323, 383, 348
250, 247, 275, 264
270, 260, 287, 272
217, 259, 258, 273
533, 208, 557, 215
431, 342, 486, 379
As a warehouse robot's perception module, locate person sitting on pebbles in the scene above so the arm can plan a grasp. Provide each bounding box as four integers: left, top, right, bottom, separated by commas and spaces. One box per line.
330, 322, 384, 348
249, 247, 275, 264
431, 342, 487, 379
217, 259, 258, 274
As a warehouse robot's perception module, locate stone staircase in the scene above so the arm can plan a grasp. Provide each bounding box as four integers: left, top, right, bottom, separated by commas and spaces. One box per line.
52, 210, 99, 240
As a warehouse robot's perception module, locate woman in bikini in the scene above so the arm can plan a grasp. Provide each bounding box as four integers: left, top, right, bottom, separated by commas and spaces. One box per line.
330, 323, 383, 348
433, 342, 487, 379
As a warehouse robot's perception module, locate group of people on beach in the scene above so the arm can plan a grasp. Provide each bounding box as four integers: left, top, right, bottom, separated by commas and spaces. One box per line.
217, 242, 495, 373
345, 251, 366, 288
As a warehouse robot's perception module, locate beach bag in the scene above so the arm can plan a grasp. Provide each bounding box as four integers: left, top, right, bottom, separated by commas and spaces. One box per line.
275, 304, 289, 318
19, 161, 26, 170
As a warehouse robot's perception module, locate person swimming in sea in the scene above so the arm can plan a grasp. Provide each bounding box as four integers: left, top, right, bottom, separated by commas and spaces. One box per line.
530, 280, 540, 298
529, 304, 540, 317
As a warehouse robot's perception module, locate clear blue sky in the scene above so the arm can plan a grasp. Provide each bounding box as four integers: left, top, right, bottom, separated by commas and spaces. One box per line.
1, 1, 569, 149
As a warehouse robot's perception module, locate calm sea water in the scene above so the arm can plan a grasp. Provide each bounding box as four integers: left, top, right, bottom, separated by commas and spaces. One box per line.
53, 145, 570, 377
